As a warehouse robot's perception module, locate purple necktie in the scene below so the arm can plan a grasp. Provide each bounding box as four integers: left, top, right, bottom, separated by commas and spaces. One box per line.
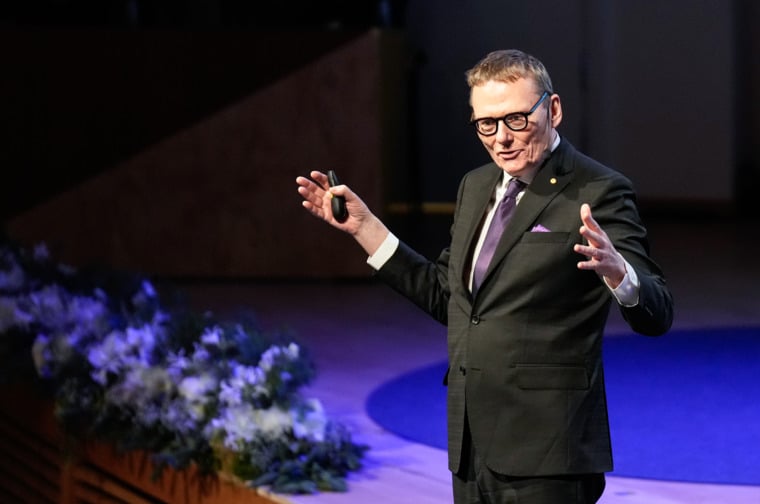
472, 177, 526, 294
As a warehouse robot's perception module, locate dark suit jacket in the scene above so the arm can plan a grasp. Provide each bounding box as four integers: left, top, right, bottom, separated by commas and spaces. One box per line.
375, 139, 673, 477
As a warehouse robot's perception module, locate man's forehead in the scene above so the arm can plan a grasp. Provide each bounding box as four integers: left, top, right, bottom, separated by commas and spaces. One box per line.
470, 79, 540, 112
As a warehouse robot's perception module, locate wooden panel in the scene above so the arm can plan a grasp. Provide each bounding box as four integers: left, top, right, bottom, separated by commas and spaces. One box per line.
0, 29, 362, 220
0, 386, 284, 504
7, 29, 407, 279
0, 410, 60, 504
72, 464, 160, 504
81, 445, 288, 504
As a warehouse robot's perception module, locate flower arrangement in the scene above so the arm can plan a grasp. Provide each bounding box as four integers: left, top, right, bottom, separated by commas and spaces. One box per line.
0, 236, 366, 494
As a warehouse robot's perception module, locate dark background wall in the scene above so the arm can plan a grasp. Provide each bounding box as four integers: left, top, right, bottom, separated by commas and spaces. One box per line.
1, 0, 758, 276
403, 0, 742, 211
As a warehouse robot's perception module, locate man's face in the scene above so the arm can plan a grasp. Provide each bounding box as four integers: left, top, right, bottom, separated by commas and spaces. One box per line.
470, 77, 562, 179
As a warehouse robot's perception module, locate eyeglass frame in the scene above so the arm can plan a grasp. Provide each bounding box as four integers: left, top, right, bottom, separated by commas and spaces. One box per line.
470, 91, 551, 135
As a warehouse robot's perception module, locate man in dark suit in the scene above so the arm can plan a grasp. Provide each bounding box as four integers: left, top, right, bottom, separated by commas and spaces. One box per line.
296, 49, 673, 504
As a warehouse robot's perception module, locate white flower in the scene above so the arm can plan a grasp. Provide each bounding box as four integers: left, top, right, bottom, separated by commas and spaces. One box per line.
0, 259, 25, 291
141, 366, 173, 394
259, 343, 299, 372
136, 402, 161, 426
207, 403, 295, 449
27, 286, 66, 325
88, 330, 131, 384
237, 363, 265, 386
286, 343, 300, 359
141, 280, 157, 298
20, 286, 109, 337
32, 331, 76, 377
31, 333, 51, 375
219, 379, 243, 407
178, 374, 218, 420
131, 280, 158, 310
107, 366, 172, 406
165, 350, 191, 381
219, 363, 266, 407
258, 346, 279, 371
67, 295, 109, 335
124, 325, 158, 364
201, 326, 222, 346
292, 399, 327, 442
161, 400, 197, 433
210, 404, 261, 448
255, 406, 292, 438
191, 343, 210, 364
0, 296, 33, 332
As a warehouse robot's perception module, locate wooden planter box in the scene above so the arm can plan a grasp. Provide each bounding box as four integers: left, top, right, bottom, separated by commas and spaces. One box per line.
0, 385, 288, 504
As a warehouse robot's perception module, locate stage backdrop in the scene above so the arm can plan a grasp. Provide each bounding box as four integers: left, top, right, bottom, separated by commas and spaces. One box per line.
5, 29, 409, 279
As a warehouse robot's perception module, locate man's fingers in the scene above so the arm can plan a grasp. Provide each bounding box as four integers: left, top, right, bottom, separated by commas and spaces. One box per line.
310, 170, 330, 188
574, 244, 598, 260
579, 225, 603, 249
579, 204, 612, 250
580, 203, 600, 230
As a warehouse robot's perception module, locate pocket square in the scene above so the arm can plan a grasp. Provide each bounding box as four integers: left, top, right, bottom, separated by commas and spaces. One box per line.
530, 224, 551, 233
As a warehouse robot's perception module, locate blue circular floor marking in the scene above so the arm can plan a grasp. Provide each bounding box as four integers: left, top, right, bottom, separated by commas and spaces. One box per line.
366, 327, 760, 485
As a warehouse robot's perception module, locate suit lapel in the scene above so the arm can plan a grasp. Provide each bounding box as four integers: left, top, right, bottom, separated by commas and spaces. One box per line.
477, 142, 575, 294
454, 166, 502, 288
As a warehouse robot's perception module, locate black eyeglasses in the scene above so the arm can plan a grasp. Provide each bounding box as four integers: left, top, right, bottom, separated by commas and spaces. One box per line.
470, 91, 550, 135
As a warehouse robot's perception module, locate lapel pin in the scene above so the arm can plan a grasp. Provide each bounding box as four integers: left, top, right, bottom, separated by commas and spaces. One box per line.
550, 177, 557, 184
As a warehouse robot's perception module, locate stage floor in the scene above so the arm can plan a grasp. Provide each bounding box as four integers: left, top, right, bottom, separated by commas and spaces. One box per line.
173, 216, 760, 503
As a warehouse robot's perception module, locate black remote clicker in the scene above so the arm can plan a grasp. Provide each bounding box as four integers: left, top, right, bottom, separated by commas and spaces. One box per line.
327, 170, 348, 222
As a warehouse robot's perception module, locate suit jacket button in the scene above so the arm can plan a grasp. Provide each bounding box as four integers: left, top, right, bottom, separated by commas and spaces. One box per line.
470, 316, 480, 325
459, 366, 466, 375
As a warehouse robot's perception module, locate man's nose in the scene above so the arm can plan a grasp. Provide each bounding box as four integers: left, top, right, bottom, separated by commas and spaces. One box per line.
494, 120, 514, 142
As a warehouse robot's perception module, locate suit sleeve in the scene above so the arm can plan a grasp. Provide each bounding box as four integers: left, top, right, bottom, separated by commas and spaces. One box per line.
586, 173, 674, 336
371, 175, 473, 326
374, 241, 450, 325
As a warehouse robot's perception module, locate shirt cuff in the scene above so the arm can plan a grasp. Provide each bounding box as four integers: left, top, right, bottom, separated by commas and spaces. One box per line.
367, 232, 399, 270
606, 259, 640, 307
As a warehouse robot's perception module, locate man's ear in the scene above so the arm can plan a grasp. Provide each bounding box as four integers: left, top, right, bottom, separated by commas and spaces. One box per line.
550, 94, 563, 128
